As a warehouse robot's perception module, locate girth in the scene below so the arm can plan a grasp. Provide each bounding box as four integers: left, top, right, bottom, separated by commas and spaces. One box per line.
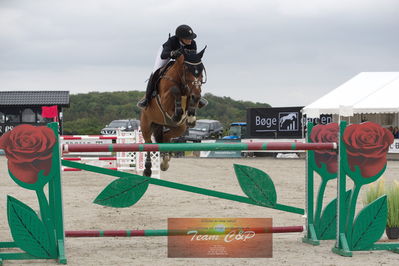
154, 95, 188, 128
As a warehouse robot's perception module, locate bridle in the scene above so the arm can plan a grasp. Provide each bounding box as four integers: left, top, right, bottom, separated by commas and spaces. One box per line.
161, 59, 206, 96
181, 61, 207, 104
183, 60, 207, 86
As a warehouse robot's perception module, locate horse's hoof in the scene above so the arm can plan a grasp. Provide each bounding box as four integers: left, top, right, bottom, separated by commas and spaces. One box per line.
187, 116, 196, 128
160, 162, 169, 171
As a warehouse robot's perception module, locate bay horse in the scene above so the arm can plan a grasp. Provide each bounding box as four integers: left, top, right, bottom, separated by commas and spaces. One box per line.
140, 47, 206, 176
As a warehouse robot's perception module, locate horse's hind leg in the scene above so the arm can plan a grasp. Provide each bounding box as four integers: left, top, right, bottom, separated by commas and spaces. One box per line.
143, 151, 152, 177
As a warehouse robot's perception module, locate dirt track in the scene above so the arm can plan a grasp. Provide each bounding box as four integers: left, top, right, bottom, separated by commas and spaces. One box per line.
1, 156, 399, 266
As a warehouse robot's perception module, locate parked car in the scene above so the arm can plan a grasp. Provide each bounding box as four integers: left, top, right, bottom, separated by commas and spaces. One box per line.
185, 119, 223, 142
101, 119, 140, 135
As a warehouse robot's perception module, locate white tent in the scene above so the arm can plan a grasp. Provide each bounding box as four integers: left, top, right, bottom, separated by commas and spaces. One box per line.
303, 72, 399, 118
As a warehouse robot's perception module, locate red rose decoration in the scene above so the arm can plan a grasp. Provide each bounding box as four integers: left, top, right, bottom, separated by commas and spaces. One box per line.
343, 122, 394, 178
310, 123, 339, 174
0, 124, 56, 184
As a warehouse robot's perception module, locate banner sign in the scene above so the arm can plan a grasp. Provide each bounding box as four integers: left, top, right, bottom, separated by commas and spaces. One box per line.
389, 139, 399, 153
0, 123, 17, 136
200, 139, 241, 158
247, 107, 332, 139
168, 218, 272, 258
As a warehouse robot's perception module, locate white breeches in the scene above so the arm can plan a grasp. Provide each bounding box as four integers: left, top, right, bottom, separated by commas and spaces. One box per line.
152, 45, 170, 73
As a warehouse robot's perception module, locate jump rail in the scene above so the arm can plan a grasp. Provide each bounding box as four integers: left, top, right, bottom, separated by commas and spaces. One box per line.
60, 135, 134, 140
60, 130, 161, 178
65, 226, 304, 237
63, 142, 337, 153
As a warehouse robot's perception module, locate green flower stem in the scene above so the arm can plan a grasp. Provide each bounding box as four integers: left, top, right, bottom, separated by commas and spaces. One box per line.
345, 183, 362, 241
314, 178, 328, 226
62, 160, 305, 215
36, 188, 56, 250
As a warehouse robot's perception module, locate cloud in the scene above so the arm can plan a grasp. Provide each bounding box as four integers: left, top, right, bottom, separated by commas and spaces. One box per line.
0, 0, 398, 106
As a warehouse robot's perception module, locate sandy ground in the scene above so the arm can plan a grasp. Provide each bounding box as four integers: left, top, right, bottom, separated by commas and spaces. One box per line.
1, 156, 399, 266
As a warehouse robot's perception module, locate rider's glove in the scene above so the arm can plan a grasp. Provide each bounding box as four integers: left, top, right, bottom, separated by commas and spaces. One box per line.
170, 49, 182, 59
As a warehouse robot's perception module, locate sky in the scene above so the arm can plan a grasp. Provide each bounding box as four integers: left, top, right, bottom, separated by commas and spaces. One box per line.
0, 0, 398, 107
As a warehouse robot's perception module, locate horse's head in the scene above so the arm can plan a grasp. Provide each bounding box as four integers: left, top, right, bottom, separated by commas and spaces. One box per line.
176, 46, 206, 127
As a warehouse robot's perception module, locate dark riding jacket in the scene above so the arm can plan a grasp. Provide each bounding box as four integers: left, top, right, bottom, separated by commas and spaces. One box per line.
160, 36, 197, 59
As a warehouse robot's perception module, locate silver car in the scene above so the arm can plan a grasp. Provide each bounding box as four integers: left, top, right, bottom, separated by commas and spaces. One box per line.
101, 119, 140, 135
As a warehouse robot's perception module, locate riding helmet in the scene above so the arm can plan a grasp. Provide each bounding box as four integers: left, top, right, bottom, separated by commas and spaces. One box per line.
175, 24, 197, 40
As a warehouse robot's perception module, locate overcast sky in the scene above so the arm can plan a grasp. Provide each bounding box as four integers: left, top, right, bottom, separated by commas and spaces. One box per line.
0, 0, 398, 107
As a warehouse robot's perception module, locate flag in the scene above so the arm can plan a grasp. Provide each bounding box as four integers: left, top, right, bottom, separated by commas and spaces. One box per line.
41, 105, 58, 119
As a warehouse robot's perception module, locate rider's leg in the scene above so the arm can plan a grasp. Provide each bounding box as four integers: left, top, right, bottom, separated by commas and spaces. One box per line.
152, 45, 169, 73
137, 46, 170, 108
137, 73, 155, 108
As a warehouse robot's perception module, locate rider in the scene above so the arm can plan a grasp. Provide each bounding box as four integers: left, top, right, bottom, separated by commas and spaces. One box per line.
137, 24, 207, 108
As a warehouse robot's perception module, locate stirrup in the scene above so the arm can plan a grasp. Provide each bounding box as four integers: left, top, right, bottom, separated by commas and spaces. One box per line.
198, 97, 208, 109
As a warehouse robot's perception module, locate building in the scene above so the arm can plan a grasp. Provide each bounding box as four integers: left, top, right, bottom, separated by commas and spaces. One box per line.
0, 91, 70, 136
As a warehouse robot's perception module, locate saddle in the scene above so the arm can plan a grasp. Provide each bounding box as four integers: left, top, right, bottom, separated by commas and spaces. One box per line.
152, 61, 175, 95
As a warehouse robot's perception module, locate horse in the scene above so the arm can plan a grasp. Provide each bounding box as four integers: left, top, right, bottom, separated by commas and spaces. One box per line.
279, 113, 297, 128
140, 47, 206, 176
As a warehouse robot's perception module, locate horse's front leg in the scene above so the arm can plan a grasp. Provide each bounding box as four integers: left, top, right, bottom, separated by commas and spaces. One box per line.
187, 95, 198, 128
160, 125, 187, 171
171, 86, 183, 122
160, 152, 171, 171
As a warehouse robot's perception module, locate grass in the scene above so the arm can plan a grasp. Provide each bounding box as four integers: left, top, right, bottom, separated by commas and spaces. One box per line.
363, 178, 399, 228
387, 181, 399, 227
363, 178, 385, 206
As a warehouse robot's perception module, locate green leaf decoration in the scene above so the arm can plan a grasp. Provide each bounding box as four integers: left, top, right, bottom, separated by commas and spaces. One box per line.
94, 176, 150, 208
7, 196, 57, 258
316, 190, 352, 240
233, 164, 277, 206
350, 195, 387, 250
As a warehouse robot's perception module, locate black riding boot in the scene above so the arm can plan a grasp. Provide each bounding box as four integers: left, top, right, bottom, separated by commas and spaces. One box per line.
137, 73, 155, 108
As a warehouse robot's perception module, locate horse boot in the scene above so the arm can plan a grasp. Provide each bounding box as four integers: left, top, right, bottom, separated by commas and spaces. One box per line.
198, 97, 208, 109
137, 73, 155, 108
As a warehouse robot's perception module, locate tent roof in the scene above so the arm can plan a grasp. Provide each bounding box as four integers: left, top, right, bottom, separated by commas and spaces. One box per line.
0, 91, 70, 107
303, 72, 399, 117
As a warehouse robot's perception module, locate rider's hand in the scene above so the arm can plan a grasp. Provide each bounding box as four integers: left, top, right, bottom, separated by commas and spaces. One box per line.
170, 49, 182, 59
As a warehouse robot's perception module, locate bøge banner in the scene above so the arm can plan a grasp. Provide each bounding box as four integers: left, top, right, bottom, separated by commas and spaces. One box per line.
247, 107, 332, 139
